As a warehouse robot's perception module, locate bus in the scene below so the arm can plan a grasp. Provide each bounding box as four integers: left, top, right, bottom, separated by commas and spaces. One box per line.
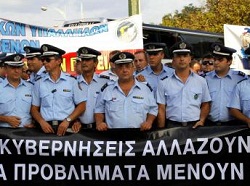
62, 18, 224, 73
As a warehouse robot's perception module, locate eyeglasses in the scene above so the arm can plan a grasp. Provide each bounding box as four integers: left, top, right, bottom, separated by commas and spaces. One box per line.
41, 58, 56, 63
202, 60, 214, 65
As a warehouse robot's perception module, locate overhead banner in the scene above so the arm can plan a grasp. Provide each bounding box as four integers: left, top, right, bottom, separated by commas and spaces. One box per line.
0, 15, 143, 53
0, 126, 249, 185
224, 24, 250, 75
0, 15, 143, 74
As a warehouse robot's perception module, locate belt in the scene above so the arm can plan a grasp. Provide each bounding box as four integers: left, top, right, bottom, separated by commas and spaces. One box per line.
82, 123, 95, 129
207, 120, 237, 126
166, 119, 198, 127
47, 120, 63, 126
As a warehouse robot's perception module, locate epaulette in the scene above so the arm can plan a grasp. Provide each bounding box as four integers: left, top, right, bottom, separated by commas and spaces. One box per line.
99, 74, 110, 79
35, 76, 42, 81
26, 80, 34, 85
0, 76, 4, 79
200, 73, 206, 78
237, 71, 246, 77
66, 74, 76, 79
146, 83, 153, 92
160, 76, 168, 81
237, 78, 248, 84
101, 82, 109, 92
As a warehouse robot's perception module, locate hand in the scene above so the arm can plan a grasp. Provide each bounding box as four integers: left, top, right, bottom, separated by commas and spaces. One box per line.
140, 121, 153, 131
40, 121, 54, 133
136, 74, 146, 82
192, 120, 204, 129
57, 120, 70, 136
71, 120, 82, 133
6, 116, 21, 128
96, 122, 108, 131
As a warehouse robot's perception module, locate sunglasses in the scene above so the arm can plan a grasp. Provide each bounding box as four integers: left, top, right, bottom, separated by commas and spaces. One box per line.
147, 51, 160, 56
41, 58, 56, 63
202, 60, 214, 65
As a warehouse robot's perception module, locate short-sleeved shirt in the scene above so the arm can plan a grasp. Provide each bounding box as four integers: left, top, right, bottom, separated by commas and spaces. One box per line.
95, 80, 158, 128
29, 66, 47, 83
99, 69, 118, 81
228, 79, 250, 117
137, 65, 174, 94
77, 73, 110, 124
205, 69, 247, 122
0, 78, 33, 127
32, 72, 86, 121
156, 71, 211, 122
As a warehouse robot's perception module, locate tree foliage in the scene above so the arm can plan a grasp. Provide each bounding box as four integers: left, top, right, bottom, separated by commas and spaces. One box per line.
162, 0, 250, 33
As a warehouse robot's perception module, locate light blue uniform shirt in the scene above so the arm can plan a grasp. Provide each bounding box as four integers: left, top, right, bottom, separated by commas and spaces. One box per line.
95, 80, 158, 128
228, 79, 250, 117
29, 66, 47, 83
77, 74, 110, 124
156, 71, 211, 122
205, 69, 247, 122
0, 78, 33, 127
99, 69, 118, 81
32, 72, 86, 121
137, 65, 174, 94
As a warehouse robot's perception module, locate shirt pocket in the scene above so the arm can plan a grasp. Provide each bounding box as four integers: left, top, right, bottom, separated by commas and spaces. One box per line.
132, 98, 145, 113
165, 92, 178, 106
209, 87, 217, 100
21, 95, 32, 112
0, 96, 12, 114
241, 94, 250, 110
40, 93, 52, 108
190, 87, 202, 104
106, 98, 122, 112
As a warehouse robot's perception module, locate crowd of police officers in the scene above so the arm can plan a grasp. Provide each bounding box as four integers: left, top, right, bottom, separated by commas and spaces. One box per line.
0, 41, 250, 136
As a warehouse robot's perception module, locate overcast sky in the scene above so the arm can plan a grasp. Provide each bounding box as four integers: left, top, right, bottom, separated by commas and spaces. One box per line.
0, 0, 205, 27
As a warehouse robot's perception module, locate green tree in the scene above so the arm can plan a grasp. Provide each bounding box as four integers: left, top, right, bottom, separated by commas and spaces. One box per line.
162, 0, 250, 33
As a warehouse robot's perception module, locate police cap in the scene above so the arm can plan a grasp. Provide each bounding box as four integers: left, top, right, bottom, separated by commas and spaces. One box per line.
23, 46, 42, 59
41, 44, 66, 57
170, 41, 193, 54
211, 43, 236, 57
77, 47, 101, 59
0, 52, 7, 66
144, 42, 166, 54
2, 54, 24, 67
110, 52, 135, 64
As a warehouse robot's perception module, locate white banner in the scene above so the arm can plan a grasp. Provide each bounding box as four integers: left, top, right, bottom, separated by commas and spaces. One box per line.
224, 24, 250, 74
0, 15, 143, 54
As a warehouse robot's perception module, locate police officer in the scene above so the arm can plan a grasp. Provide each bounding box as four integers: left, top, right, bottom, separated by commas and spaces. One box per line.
76, 46, 110, 129
0, 52, 7, 82
136, 42, 174, 94
228, 46, 250, 128
95, 52, 158, 131
156, 41, 211, 128
31, 44, 86, 136
0, 54, 34, 128
205, 43, 247, 125
23, 46, 47, 83
99, 50, 120, 81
